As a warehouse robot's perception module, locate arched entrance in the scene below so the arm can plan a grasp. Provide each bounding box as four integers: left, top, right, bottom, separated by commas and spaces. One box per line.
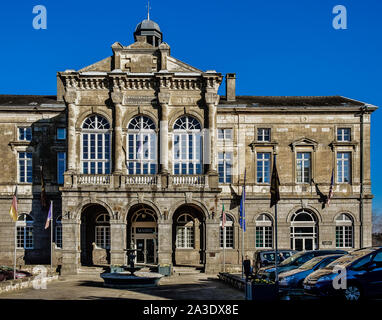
127, 204, 158, 265
290, 209, 318, 251
80, 204, 111, 266
172, 204, 206, 267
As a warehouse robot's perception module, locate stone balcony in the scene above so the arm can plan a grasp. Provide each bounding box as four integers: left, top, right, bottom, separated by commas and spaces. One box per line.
63, 172, 218, 191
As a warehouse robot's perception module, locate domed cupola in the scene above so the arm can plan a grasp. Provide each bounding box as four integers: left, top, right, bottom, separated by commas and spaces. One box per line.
134, 17, 162, 47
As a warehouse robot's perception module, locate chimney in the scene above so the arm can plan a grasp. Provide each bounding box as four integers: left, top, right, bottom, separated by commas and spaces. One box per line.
226, 73, 236, 102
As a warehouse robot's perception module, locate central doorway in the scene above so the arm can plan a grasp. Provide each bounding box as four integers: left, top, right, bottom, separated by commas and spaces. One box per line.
128, 205, 158, 265
290, 209, 318, 251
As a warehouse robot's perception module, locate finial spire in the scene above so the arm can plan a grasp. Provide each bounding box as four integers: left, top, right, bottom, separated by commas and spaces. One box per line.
147, 0, 151, 20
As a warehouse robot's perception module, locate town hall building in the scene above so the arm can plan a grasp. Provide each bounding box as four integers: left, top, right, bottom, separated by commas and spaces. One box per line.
0, 17, 377, 274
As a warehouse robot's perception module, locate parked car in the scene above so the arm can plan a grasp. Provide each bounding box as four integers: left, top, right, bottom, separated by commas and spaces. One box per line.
0, 266, 32, 280
279, 254, 345, 296
253, 249, 297, 273
303, 247, 382, 301
257, 250, 348, 280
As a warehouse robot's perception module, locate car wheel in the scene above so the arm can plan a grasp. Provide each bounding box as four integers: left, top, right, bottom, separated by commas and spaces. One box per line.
344, 285, 362, 301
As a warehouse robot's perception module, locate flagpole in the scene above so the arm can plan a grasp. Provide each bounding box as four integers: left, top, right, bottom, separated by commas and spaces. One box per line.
50, 200, 53, 272
274, 154, 279, 283
14, 221, 17, 280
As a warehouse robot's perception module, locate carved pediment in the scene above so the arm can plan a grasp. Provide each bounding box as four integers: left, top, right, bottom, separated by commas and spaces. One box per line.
290, 137, 318, 151
166, 56, 202, 73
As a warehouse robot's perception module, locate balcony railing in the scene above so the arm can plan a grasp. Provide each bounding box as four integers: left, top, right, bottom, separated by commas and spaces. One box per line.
123, 175, 158, 185
68, 173, 210, 188
170, 174, 207, 187
78, 174, 111, 185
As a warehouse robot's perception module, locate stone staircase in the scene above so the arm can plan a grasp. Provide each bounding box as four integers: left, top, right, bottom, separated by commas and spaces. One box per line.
172, 266, 203, 276
77, 266, 107, 277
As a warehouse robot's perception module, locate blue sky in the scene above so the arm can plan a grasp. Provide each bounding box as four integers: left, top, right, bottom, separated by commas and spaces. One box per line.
0, 0, 381, 210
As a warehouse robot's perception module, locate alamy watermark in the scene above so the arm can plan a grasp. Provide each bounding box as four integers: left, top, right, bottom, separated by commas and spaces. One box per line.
332, 5, 347, 30
32, 5, 47, 30
32, 265, 48, 289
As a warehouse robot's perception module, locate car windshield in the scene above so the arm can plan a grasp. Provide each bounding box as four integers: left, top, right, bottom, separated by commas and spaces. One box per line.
299, 256, 325, 270
279, 251, 305, 266
325, 249, 375, 269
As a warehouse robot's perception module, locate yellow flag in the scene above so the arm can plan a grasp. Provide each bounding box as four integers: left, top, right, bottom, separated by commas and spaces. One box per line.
9, 187, 18, 222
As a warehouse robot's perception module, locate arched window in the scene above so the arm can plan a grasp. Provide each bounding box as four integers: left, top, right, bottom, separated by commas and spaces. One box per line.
290, 209, 318, 251
55, 216, 62, 248
81, 115, 111, 174
95, 213, 110, 249
220, 214, 234, 248
127, 116, 157, 174
336, 213, 353, 248
176, 214, 194, 248
173, 116, 202, 175
16, 214, 34, 249
255, 214, 273, 248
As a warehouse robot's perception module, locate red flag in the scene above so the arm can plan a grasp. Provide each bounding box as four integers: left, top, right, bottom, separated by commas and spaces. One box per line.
221, 203, 226, 229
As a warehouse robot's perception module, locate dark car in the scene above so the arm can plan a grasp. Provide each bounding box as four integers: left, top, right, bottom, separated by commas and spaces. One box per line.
257, 250, 348, 280
303, 247, 382, 301
253, 249, 297, 273
279, 254, 345, 296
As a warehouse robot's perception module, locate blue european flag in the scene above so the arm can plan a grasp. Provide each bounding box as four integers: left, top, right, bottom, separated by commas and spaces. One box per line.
239, 170, 246, 232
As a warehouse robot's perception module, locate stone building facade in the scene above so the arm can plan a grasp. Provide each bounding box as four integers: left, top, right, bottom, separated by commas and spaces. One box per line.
0, 18, 377, 274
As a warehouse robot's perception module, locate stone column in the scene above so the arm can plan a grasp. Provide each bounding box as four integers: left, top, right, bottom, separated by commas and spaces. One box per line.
205, 93, 219, 173
111, 92, 124, 174
158, 92, 171, 174
64, 91, 78, 172
110, 219, 127, 265
61, 216, 80, 275
204, 218, 220, 274
157, 219, 172, 266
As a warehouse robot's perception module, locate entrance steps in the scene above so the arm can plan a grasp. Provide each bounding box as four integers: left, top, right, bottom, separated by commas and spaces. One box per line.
77, 266, 107, 275
173, 266, 203, 276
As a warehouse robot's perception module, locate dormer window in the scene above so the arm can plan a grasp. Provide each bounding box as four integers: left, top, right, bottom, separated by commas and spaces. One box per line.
337, 128, 351, 142
257, 128, 271, 142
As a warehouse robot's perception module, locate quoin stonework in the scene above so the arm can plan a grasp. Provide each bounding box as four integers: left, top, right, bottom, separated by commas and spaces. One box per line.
0, 17, 377, 275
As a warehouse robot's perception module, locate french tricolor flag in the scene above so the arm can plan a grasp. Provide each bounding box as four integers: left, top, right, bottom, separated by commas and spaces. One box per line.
44, 201, 53, 229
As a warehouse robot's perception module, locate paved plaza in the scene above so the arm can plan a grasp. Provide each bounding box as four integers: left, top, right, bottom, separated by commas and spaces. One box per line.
0, 274, 244, 300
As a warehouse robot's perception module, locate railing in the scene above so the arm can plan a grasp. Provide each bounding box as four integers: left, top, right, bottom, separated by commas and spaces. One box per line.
170, 175, 206, 187
77, 174, 111, 185
123, 175, 158, 185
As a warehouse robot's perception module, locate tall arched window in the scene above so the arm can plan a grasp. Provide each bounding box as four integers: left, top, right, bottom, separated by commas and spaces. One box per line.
173, 116, 202, 175
220, 214, 234, 248
127, 116, 157, 174
176, 214, 194, 248
81, 115, 111, 174
290, 209, 318, 251
256, 214, 273, 248
16, 214, 34, 249
95, 213, 110, 249
55, 216, 62, 248
336, 213, 354, 248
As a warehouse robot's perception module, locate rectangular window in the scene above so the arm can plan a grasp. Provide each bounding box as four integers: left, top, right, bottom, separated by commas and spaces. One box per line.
18, 127, 32, 141
57, 128, 66, 140
296, 152, 311, 183
18, 152, 33, 183
220, 227, 234, 248
336, 226, 353, 248
57, 152, 66, 184
217, 128, 233, 140
337, 152, 351, 183
218, 152, 232, 184
257, 128, 271, 142
176, 227, 194, 248
95, 226, 110, 249
55, 224, 62, 248
256, 226, 273, 248
17, 226, 34, 249
256, 152, 271, 183
337, 128, 351, 142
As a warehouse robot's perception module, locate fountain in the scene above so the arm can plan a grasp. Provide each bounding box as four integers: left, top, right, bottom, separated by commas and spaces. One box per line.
100, 242, 164, 288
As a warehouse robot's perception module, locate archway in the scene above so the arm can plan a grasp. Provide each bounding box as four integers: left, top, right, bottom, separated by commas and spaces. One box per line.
290, 209, 318, 251
80, 204, 110, 266
172, 204, 206, 267
126, 204, 158, 265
